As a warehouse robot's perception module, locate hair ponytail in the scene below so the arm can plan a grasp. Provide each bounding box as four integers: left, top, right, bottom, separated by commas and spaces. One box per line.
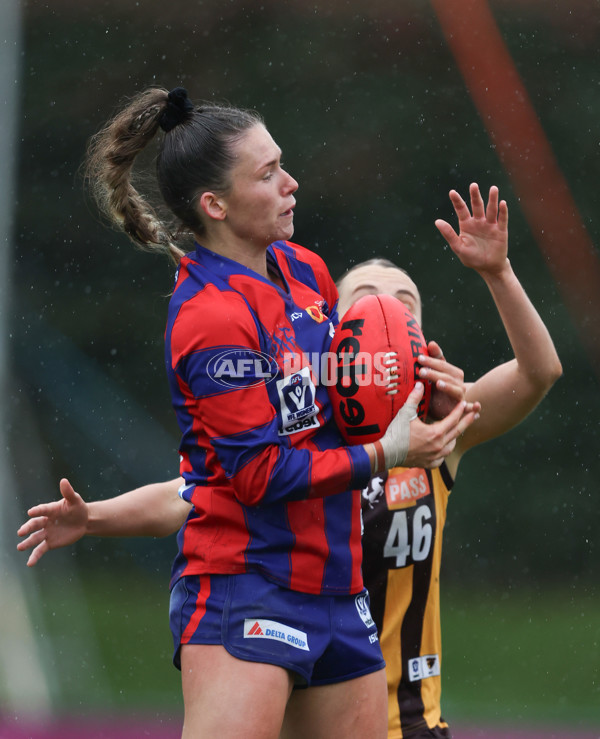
85, 87, 186, 264
85, 86, 263, 265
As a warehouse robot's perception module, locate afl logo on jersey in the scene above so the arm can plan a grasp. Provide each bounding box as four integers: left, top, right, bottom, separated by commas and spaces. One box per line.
208, 348, 279, 388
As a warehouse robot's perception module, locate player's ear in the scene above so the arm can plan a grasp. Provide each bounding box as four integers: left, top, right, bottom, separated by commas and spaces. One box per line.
199, 192, 227, 221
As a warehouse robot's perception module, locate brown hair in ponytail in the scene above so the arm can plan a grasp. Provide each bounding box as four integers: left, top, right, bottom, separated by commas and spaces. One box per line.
85, 86, 263, 265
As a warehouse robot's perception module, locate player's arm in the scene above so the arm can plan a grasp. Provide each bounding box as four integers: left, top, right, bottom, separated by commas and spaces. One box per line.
434, 183, 562, 472
17, 476, 190, 566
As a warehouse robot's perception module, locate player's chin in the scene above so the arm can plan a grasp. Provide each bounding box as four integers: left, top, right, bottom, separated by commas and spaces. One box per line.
275, 218, 294, 241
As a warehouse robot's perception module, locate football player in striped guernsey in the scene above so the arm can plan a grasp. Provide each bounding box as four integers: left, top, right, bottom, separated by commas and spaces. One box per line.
17, 86, 477, 739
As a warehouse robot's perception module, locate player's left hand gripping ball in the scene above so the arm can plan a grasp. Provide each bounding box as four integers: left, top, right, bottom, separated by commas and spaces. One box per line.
328, 294, 431, 445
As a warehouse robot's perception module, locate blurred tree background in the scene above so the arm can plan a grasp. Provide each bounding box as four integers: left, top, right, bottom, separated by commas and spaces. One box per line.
4, 0, 599, 733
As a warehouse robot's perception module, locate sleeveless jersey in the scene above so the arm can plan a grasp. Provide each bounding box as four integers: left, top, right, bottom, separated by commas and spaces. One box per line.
361, 464, 454, 737
166, 240, 372, 596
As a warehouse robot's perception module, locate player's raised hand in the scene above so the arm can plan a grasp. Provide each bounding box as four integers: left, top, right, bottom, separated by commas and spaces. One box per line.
435, 183, 509, 276
17, 478, 88, 566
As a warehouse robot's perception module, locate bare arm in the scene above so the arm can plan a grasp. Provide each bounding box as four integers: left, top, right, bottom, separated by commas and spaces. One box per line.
434, 183, 562, 476
17, 476, 190, 566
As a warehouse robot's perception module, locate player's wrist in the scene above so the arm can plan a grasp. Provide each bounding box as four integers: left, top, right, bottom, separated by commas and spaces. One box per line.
365, 440, 386, 474
84, 501, 100, 536
478, 257, 513, 284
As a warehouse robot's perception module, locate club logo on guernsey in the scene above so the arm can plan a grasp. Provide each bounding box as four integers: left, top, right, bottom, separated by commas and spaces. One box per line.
305, 303, 327, 323
243, 619, 310, 651
409, 654, 440, 682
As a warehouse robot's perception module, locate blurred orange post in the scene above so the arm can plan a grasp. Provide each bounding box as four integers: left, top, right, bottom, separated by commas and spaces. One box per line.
431, 0, 600, 375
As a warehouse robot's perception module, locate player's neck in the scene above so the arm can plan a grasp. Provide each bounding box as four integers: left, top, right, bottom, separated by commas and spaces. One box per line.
201, 233, 270, 279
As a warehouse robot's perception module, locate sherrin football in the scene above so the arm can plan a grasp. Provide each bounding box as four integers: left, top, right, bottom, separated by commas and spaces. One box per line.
328, 294, 431, 445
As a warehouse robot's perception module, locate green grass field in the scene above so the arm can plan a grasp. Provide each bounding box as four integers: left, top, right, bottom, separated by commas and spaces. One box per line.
442, 585, 600, 728
18, 570, 600, 729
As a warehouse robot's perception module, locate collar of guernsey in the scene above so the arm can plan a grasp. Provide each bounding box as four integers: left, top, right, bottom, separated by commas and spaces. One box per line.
191, 240, 291, 294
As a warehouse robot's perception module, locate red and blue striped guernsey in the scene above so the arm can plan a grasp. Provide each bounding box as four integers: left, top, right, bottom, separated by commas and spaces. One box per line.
166, 240, 372, 596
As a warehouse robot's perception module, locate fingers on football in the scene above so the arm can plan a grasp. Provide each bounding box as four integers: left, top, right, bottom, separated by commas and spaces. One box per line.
426, 436, 457, 469
446, 401, 479, 434
434, 381, 465, 402
437, 400, 469, 432
466, 400, 482, 415
419, 358, 464, 399
455, 409, 478, 437
405, 380, 424, 407
441, 437, 458, 457
419, 371, 463, 401
419, 353, 463, 379
425, 340, 445, 360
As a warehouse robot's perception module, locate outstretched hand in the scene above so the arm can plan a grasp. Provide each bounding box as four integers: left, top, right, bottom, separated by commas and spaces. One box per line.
435, 183, 508, 276
16, 478, 88, 566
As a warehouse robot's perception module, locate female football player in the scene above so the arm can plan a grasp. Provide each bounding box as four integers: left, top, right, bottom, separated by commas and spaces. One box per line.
17, 86, 476, 739
334, 184, 562, 737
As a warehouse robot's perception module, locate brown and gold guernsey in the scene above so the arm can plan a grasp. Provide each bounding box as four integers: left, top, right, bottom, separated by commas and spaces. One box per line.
361, 464, 454, 738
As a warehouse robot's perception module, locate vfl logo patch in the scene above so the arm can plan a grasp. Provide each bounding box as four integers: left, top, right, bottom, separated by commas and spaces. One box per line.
243, 619, 309, 651
355, 593, 375, 629
408, 654, 440, 682
277, 366, 320, 436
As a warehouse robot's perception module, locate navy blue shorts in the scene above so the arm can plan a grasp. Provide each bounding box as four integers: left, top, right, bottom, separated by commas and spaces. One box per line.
169, 572, 385, 686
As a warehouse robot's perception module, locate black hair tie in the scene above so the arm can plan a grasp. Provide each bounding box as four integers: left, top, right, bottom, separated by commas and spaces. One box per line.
158, 87, 195, 132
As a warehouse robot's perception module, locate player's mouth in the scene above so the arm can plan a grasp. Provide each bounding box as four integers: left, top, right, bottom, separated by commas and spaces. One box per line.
280, 203, 295, 218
